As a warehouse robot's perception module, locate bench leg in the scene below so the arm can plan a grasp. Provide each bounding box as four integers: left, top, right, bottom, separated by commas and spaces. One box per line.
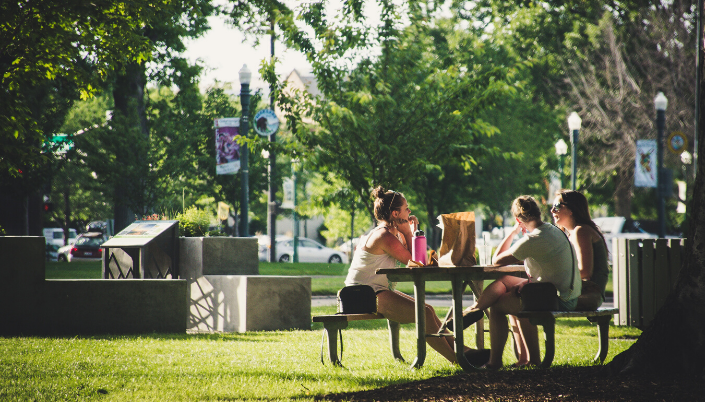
323, 321, 348, 366
588, 315, 611, 363
527, 314, 556, 368
387, 320, 405, 362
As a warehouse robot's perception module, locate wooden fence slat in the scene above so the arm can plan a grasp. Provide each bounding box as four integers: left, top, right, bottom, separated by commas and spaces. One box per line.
612, 238, 620, 326
641, 239, 655, 326
627, 239, 640, 327
668, 238, 684, 288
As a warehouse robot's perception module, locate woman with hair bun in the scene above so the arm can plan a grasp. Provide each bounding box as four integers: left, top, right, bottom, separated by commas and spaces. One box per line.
344, 186, 485, 364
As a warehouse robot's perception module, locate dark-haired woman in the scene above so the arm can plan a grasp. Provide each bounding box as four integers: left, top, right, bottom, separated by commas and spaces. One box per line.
344, 186, 481, 364
448, 195, 581, 368
551, 189, 609, 310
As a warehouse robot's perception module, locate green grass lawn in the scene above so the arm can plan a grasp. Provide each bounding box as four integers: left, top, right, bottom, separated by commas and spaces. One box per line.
45, 260, 614, 297
25, 261, 635, 400
0, 304, 640, 401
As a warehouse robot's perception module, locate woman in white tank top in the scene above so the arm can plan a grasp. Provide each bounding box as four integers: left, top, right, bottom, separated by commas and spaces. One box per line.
344, 186, 486, 365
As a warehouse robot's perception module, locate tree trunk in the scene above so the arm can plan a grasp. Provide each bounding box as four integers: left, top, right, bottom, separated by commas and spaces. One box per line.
607, 10, 705, 377
112, 62, 148, 232
613, 169, 633, 218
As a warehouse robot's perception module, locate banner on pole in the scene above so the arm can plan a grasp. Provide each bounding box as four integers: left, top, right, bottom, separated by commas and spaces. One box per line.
635, 139, 657, 188
217, 202, 230, 221
215, 118, 241, 175
281, 178, 294, 209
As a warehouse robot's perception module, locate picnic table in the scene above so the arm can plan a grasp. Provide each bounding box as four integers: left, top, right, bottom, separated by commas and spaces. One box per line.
376, 265, 527, 372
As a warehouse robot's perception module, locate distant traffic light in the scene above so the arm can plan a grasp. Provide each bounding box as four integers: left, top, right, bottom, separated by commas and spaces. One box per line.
43, 202, 54, 212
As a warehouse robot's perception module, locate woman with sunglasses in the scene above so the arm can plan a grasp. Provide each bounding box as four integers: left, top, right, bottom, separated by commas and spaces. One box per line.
344, 186, 487, 365
551, 190, 609, 310
447, 195, 581, 368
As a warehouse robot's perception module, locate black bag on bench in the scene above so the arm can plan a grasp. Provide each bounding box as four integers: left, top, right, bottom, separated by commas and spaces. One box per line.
337, 285, 377, 314
520, 282, 559, 311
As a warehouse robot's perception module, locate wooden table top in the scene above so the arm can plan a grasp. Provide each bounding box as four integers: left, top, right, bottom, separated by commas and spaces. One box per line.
376, 265, 526, 277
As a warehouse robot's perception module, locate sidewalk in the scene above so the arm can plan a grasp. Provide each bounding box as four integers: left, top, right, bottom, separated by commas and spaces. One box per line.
312, 294, 614, 308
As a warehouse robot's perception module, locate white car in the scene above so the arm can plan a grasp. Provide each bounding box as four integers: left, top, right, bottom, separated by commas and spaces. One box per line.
593, 217, 657, 255
43, 228, 77, 248
257, 235, 292, 261
275, 237, 349, 264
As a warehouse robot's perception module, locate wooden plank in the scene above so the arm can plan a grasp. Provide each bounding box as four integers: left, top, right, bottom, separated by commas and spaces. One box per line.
668, 238, 684, 288
312, 313, 385, 322
627, 239, 640, 327
654, 239, 670, 313
516, 308, 619, 319
641, 239, 655, 327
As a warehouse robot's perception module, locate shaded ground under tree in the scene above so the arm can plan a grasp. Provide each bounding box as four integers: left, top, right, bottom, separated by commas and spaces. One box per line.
317, 366, 703, 401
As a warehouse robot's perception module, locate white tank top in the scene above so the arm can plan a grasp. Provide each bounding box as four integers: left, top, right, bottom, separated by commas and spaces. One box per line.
344, 231, 399, 292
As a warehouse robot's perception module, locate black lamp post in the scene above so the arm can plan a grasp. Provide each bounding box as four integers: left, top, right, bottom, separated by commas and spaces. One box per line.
239, 64, 251, 237
655, 91, 668, 238
555, 139, 568, 189
567, 112, 582, 191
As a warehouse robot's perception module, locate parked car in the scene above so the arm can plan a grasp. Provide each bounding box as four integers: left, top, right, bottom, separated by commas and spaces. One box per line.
593, 216, 657, 255
257, 235, 292, 261
43, 227, 78, 248
275, 237, 349, 264
46, 243, 59, 261
57, 232, 107, 262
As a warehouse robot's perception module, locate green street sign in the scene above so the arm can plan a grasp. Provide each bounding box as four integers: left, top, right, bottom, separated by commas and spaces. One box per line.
45, 134, 74, 154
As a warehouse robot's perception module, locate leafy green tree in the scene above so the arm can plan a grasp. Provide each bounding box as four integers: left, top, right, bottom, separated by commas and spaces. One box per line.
1, 0, 154, 177
470, 0, 696, 223
102, 0, 215, 231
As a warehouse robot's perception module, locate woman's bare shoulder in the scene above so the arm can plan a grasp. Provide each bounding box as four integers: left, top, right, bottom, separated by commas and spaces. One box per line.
362, 227, 395, 252
574, 225, 601, 242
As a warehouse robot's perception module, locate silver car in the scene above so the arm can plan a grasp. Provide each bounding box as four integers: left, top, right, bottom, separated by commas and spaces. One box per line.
275, 237, 348, 264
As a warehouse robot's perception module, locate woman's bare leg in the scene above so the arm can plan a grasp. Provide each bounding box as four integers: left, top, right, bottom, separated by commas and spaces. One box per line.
377, 290, 460, 363
468, 276, 527, 312
516, 317, 541, 366
509, 315, 529, 365
486, 291, 522, 368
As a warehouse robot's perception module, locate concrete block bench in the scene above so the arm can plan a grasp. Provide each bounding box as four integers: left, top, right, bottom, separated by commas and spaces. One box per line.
514, 307, 619, 368
312, 313, 404, 366
189, 275, 311, 332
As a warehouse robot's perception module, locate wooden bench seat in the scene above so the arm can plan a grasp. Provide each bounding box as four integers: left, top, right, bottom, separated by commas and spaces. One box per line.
312, 313, 404, 366
514, 307, 619, 368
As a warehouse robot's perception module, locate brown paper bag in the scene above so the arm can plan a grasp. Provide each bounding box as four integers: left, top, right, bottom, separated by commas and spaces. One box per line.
437, 212, 476, 267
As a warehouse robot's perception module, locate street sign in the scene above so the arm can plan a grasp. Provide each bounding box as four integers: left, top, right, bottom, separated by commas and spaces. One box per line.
667, 131, 687, 155
45, 134, 74, 154
253, 109, 279, 137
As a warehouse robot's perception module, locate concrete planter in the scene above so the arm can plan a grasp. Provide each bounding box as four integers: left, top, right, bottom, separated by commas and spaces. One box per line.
179, 237, 259, 277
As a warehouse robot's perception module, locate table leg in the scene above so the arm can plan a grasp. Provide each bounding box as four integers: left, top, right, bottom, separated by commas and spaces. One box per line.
470, 279, 485, 349
411, 276, 426, 369
452, 277, 478, 371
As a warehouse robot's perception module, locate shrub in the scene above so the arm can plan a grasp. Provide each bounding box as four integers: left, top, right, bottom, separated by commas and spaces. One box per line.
176, 206, 211, 237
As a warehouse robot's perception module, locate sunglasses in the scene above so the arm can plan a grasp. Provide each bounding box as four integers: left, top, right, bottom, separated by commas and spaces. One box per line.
551, 202, 568, 212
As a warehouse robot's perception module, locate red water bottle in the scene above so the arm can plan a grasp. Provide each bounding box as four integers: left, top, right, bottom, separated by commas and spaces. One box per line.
412, 228, 427, 265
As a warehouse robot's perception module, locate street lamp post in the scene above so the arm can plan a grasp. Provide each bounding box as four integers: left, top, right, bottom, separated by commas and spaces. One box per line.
555, 139, 568, 189
567, 112, 582, 191
292, 159, 299, 263
239, 64, 251, 237
655, 92, 668, 238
